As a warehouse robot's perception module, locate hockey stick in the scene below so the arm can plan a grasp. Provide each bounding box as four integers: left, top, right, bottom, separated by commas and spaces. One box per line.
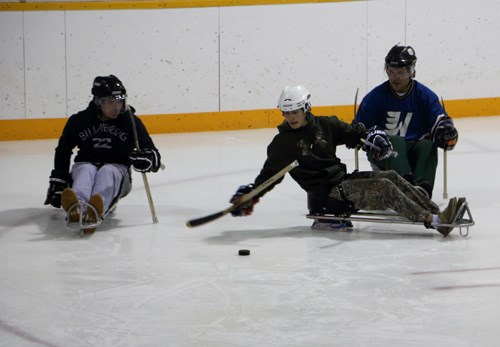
443, 149, 448, 199
440, 96, 449, 199
186, 160, 299, 228
354, 88, 360, 171
128, 108, 159, 224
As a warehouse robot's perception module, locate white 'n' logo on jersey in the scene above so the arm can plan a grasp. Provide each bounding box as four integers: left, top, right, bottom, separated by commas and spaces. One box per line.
385, 112, 412, 136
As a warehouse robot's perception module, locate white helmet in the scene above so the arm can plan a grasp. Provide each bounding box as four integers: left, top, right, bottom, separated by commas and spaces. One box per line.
277, 85, 311, 112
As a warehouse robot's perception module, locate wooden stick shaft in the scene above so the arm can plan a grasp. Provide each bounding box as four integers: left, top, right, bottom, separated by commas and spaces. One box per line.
186, 160, 299, 228
443, 149, 448, 199
354, 88, 360, 171
355, 148, 359, 171
440, 96, 449, 200
129, 110, 159, 224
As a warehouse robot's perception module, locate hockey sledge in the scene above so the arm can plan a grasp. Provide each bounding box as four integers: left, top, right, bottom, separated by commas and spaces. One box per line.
65, 200, 111, 237
307, 199, 474, 237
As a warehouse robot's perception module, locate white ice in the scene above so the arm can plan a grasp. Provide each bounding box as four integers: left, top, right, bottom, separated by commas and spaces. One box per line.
1, 116, 500, 347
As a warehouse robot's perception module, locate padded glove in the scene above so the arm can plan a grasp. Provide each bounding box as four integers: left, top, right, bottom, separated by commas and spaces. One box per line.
431, 116, 458, 150
44, 174, 68, 208
129, 148, 161, 173
365, 127, 393, 161
229, 184, 260, 217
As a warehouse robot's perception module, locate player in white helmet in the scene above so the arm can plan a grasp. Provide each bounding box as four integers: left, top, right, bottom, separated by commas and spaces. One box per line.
228, 85, 465, 236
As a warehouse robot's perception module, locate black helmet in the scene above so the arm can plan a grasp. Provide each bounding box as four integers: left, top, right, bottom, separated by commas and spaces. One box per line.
385, 45, 417, 68
91, 75, 127, 99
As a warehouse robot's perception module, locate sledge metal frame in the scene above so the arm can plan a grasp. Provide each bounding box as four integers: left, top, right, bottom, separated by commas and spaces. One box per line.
307, 201, 474, 237
65, 201, 103, 230
65, 198, 119, 236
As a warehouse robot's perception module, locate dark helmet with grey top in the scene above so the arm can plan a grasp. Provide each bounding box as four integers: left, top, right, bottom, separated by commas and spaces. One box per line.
385, 45, 417, 71
91, 75, 127, 110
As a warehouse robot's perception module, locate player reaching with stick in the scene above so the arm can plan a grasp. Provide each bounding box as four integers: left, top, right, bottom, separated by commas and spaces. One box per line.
44, 75, 162, 235
229, 85, 465, 236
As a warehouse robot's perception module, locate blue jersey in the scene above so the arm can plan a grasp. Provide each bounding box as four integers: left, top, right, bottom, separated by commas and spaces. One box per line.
355, 80, 445, 141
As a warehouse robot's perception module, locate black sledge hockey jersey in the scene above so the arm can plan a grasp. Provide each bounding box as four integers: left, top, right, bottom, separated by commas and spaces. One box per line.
52, 101, 158, 180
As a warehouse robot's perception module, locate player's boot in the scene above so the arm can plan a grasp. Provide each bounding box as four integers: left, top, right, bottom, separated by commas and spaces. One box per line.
61, 188, 80, 223
82, 194, 104, 236
311, 219, 353, 231
437, 197, 461, 236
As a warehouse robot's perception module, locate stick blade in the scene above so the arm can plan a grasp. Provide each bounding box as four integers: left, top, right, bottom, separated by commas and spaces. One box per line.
186, 211, 226, 228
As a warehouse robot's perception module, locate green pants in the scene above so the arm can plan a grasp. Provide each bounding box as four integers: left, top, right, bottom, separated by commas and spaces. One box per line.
368, 135, 438, 192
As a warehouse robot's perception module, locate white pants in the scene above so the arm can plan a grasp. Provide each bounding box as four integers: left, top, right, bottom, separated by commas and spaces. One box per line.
70, 162, 130, 212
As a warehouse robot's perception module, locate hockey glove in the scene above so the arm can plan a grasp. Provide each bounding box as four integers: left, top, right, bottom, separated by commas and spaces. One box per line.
229, 184, 260, 217
129, 148, 161, 173
431, 116, 458, 150
365, 127, 393, 161
346, 121, 366, 149
44, 175, 68, 208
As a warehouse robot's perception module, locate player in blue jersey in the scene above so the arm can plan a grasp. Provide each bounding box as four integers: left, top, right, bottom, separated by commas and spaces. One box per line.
355, 45, 458, 198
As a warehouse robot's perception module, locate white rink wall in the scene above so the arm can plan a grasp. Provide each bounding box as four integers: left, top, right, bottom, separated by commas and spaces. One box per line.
0, 0, 499, 121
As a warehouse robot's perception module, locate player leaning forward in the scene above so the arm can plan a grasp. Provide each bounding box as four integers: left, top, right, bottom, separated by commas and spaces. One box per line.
44, 75, 162, 235
229, 85, 465, 236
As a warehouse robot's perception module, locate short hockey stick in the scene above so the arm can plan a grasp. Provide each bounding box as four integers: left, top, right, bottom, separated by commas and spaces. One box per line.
354, 88, 360, 171
186, 160, 299, 228
440, 96, 449, 199
128, 108, 159, 224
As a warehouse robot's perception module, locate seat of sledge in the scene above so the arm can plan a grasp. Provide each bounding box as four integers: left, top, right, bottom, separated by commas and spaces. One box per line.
307, 199, 474, 237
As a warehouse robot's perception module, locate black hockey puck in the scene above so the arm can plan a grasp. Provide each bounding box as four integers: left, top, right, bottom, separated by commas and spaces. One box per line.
238, 249, 250, 256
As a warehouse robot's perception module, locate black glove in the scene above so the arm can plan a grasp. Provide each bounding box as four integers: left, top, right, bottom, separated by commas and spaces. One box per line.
229, 184, 260, 217
44, 175, 68, 208
365, 127, 393, 160
431, 116, 458, 150
346, 121, 366, 149
129, 148, 161, 173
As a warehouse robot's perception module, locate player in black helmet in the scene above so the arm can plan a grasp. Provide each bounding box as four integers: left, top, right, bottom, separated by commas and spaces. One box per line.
44, 75, 162, 235
355, 45, 459, 198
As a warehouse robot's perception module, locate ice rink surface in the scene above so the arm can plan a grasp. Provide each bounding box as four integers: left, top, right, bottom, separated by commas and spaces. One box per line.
1, 116, 499, 347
